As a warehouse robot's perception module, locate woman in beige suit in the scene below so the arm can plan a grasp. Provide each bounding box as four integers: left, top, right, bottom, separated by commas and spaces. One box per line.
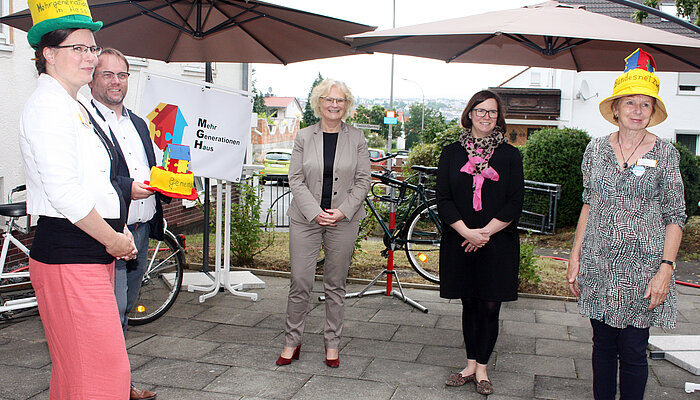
277, 79, 371, 368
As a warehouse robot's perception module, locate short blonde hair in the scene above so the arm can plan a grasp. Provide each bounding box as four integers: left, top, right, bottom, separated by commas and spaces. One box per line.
309, 79, 355, 120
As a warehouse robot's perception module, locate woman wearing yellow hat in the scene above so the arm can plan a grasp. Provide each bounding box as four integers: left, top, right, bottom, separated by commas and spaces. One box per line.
19, 0, 136, 398
567, 49, 686, 400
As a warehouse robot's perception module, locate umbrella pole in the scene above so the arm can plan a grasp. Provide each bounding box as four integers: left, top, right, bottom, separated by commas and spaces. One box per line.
200, 62, 214, 274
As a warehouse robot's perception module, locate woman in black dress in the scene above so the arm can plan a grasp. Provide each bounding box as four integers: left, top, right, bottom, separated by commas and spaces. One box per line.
437, 90, 524, 395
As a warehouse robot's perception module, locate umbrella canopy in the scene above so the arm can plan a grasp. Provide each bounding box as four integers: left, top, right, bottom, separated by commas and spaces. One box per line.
0, 0, 375, 64
346, 0, 700, 72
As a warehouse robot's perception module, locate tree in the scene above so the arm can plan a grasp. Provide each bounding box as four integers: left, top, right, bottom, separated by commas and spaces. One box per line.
347, 104, 390, 139
633, 0, 700, 25
364, 132, 386, 149
302, 73, 324, 128
252, 88, 266, 114
250, 67, 268, 115
403, 103, 449, 146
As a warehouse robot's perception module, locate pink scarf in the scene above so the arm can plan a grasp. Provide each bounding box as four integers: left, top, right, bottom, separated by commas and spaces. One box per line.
458, 127, 506, 211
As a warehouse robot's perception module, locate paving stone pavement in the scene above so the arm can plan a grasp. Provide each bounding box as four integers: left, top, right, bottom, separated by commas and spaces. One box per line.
0, 276, 698, 399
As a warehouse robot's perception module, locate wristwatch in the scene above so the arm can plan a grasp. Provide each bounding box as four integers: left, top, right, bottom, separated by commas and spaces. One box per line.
661, 259, 676, 270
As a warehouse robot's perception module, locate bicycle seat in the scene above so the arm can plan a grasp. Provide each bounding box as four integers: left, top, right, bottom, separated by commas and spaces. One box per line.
411, 165, 437, 175
0, 202, 27, 217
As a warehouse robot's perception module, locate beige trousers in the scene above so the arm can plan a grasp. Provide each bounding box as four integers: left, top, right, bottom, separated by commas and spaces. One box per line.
284, 216, 359, 349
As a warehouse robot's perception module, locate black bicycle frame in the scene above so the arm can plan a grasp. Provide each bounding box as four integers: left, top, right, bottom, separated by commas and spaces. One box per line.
364, 172, 441, 250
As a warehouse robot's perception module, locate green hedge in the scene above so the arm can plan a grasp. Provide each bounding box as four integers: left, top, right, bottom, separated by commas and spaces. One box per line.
522, 127, 591, 227
673, 142, 700, 217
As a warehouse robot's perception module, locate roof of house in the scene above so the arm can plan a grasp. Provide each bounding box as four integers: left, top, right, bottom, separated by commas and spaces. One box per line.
264, 97, 300, 108
558, 0, 699, 39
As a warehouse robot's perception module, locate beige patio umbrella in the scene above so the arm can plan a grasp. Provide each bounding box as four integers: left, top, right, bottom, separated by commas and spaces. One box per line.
346, 0, 700, 72
0, 0, 375, 64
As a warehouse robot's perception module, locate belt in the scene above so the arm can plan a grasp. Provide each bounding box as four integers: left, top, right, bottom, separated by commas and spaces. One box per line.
127, 221, 147, 231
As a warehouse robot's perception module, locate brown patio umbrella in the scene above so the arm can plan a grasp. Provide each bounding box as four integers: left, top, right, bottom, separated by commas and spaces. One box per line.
346, 0, 700, 72
0, 0, 375, 64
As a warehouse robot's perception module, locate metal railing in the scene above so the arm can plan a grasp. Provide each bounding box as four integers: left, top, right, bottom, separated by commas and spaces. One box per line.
518, 180, 561, 235
259, 178, 562, 235
261, 183, 292, 228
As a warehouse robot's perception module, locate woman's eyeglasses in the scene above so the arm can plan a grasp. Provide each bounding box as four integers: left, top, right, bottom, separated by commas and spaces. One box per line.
473, 108, 498, 118
321, 96, 346, 105
52, 44, 103, 56
97, 71, 131, 81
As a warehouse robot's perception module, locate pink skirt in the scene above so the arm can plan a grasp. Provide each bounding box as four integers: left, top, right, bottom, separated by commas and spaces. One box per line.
29, 259, 130, 400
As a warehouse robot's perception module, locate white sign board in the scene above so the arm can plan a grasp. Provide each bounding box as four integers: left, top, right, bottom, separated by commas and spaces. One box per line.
354, 123, 381, 130
138, 72, 252, 182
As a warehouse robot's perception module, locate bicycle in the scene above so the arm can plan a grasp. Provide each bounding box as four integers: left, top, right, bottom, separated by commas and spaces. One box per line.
362, 153, 442, 283
127, 219, 186, 325
0, 183, 185, 324
263, 153, 443, 283
0, 185, 35, 319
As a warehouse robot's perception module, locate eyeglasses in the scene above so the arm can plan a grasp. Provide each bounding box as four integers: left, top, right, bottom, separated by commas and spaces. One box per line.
97, 71, 130, 81
52, 44, 103, 56
321, 96, 346, 105
473, 108, 498, 118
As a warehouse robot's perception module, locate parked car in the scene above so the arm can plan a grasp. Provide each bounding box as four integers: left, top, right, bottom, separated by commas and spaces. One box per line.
368, 148, 386, 167
260, 148, 292, 184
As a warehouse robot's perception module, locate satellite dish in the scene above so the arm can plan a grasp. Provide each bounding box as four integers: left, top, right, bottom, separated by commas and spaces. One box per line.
576, 80, 598, 101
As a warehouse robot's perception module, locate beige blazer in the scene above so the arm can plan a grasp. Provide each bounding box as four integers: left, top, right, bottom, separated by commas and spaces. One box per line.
287, 121, 371, 223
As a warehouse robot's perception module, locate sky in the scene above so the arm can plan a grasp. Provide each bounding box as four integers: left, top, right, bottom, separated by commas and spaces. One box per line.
252, 0, 541, 100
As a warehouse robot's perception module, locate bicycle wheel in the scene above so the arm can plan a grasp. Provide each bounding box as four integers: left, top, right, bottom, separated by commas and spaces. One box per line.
128, 231, 184, 325
404, 202, 442, 284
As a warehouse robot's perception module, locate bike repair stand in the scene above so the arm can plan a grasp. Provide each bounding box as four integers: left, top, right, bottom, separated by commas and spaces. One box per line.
326, 211, 429, 313
187, 179, 260, 303
319, 159, 428, 313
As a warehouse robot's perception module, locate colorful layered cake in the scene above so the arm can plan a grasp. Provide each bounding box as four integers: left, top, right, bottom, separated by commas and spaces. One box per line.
148, 143, 197, 199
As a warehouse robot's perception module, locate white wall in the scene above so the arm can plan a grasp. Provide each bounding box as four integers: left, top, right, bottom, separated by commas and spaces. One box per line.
0, 4, 247, 202
0, 0, 38, 201
284, 101, 302, 120
504, 66, 700, 154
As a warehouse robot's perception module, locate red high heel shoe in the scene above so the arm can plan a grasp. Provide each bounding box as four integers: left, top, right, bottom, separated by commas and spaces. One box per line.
325, 348, 339, 368
276, 345, 301, 366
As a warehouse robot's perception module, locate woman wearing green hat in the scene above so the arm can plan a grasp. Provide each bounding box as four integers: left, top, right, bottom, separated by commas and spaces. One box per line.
19, 0, 136, 398
567, 49, 686, 400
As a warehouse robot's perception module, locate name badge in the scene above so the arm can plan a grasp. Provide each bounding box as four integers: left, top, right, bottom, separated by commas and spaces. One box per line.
632, 165, 645, 177
637, 158, 657, 168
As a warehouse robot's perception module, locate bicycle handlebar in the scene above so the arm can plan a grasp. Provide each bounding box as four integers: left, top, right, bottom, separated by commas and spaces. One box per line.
369, 153, 399, 163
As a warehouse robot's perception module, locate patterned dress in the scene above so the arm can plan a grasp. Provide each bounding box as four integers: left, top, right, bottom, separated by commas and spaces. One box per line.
577, 135, 686, 329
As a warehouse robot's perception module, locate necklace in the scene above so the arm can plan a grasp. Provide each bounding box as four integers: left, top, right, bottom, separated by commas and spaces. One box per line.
617, 132, 646, 169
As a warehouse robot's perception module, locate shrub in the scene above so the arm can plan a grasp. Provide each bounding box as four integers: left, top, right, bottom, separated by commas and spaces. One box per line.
522, 127, 591, 227
519, 233, 540, 286
401, 142, 440, 177
227, 178, 274, 266
673, 142, 700, 217
434, 122, 462, 150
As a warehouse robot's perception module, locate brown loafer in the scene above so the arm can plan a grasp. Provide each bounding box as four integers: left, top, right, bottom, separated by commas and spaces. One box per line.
130, 385, 157, 400
474, 379, 494, 395
445, 372, 475, 386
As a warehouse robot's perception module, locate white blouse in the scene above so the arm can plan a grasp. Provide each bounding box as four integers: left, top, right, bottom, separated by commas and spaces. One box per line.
19, 74, 120, 223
